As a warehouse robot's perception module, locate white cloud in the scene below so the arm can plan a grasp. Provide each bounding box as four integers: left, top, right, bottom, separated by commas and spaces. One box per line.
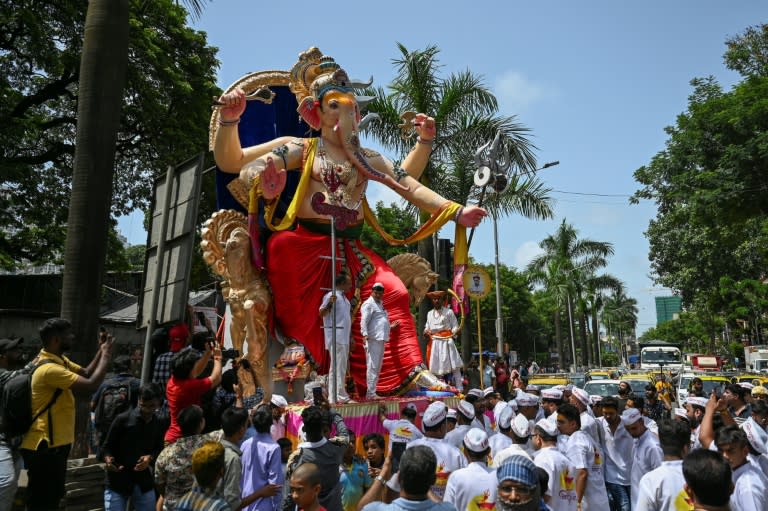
493, 71, 552, 113
512, 240, 544, 269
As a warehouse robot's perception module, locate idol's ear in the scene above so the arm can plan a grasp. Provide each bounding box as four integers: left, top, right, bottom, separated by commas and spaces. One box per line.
298, 97, 321, 130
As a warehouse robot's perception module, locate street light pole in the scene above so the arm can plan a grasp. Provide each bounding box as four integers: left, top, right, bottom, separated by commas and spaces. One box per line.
493, 209, 503, 357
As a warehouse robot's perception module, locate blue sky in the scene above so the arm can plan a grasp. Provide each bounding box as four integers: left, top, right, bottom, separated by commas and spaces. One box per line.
117, 1, 765, 335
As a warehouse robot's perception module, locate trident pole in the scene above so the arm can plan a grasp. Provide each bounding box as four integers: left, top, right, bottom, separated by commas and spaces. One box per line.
329, 216, 338, 403
477, 298, 483, 386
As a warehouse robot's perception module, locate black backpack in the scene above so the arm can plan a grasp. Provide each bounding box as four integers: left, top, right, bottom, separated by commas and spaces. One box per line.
0, 359, 63, 440
94, 379, 133, 433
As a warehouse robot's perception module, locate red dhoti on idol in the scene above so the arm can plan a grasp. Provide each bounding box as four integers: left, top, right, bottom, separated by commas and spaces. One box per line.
266, 222, 423, 394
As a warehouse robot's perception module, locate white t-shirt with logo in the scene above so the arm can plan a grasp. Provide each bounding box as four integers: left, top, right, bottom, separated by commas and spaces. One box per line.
534, 446, 578, 511
634, 460, 692, 511
564, 430, 609, 511
407, 436, 466, 501
382, 418, 423, 448
443, 461, 497, 511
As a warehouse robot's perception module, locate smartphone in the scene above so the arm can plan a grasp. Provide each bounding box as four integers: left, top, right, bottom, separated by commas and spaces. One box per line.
312, 386, 324, 403
390, 441, 406, 474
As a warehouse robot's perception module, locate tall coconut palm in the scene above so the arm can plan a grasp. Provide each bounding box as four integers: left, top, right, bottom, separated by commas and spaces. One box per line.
580, 272, 622, 365
601, 285, 639, 364
527, 220, 614, 367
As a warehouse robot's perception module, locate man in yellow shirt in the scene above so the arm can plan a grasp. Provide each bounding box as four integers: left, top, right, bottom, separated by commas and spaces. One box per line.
20, 318, 113, 511
654, 373, 673, 403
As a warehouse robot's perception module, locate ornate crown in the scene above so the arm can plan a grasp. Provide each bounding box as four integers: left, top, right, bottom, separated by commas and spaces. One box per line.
289, 47, 370, 106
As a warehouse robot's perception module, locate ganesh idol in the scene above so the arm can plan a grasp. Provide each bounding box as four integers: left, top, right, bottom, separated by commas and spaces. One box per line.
210, 47, 486, 398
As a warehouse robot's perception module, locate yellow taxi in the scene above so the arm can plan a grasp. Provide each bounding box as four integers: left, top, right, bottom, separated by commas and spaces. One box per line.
587, 369, 612, 381
619, 371, 655, 395
527, 373, 569, 391
736, 373, 768, 386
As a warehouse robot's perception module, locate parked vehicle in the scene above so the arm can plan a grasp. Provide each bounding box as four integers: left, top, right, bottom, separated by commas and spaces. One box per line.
639, 340, 683, 373
744, 345, 768, 373
584, 379, 622, 398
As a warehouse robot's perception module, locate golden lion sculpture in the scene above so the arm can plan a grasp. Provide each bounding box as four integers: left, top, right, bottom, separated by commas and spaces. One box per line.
201, 210, 271, 402
386, 253, 439, 306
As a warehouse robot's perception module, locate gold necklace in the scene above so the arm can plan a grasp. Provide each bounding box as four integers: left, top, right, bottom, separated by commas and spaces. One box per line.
317, 139, 363, 210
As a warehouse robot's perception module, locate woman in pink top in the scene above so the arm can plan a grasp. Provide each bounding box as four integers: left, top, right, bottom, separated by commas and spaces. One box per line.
164, 343, 222, 443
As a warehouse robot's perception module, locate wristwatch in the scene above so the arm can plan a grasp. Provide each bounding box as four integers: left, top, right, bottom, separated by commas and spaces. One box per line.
375, 475, 386, 484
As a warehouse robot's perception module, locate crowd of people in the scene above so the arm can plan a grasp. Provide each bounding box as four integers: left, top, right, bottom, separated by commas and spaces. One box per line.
1, 318, 767, 511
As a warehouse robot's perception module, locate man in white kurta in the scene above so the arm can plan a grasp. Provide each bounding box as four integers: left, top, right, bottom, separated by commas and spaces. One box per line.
319, 272, 353, 402
558, 404, 609, 511
622, 408, 663, 510
444, 428, 497, 511
424, 291, 464, 391
532, 419, 577, 511
634, 419, 693, 511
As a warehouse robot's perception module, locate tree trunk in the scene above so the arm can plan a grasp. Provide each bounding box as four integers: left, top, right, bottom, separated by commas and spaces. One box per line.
554, 310, 564, 368
591, 307, 600, 366
579, 311, 590, 367
60, 0, 129, 459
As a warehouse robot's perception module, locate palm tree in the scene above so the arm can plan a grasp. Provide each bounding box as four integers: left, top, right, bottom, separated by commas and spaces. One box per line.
601, 285, 639, 365
527, 220, 614, 367
581, 272, 622, 365
364, 44, 552, 357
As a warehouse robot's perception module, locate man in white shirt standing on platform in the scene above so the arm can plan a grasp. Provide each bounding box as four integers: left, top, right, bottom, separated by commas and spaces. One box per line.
532, 419, 577, 511
557, 403, 609, 511
635, 419, 692, 511
424, 290, 464, 391
360, 282, 399, 400
622, 408, 662, 510
597, 397, 632, 511
319, 272, 353, 403
444, 428, 497, 511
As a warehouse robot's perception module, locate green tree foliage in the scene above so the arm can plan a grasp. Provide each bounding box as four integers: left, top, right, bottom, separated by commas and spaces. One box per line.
527, 220, 615, 366
640, 312, 712, 352
467, 263, 545, 360
632, 24, 768, 307
718, 277, 768, 344
360, 201, 419, 261
0, 0, 220, 269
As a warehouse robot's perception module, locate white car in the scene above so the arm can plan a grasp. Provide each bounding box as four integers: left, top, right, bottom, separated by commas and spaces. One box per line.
583, 379, 622, 398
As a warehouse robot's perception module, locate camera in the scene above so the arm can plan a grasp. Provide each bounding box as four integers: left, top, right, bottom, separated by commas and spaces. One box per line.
221, 348, 240, 361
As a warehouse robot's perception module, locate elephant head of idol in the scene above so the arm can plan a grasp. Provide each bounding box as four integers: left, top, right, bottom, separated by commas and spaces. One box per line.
290, 47, 408, 192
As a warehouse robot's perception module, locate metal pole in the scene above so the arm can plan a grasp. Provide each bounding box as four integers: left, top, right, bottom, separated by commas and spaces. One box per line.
566, 291, 577, 371
329, 217, 337, 403
141, 165, 174, 383
493, 211, 503, 357
477, 298, 483, 387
